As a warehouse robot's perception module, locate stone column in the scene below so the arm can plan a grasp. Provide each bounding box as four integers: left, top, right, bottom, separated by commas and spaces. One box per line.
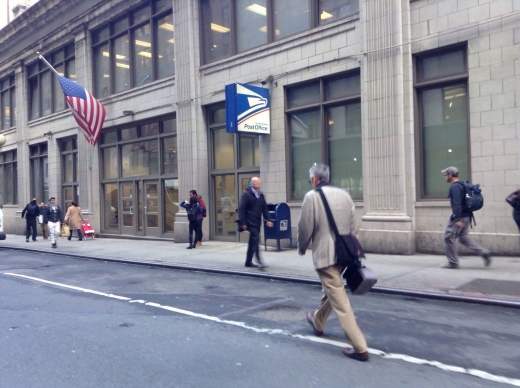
14, 61, 29, 234
173, 0, 208, 242
359, 0, 415, 254
71, 24, 101, 231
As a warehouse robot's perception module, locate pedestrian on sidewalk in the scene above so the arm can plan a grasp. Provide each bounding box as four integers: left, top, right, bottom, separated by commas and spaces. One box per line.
238, 177, 273, 268
297, 163, 369, 362
39, 202, 49, 239
42, 197, 63, 249
189, 190, 206, 246
505, 189, 520, 233
64, 201, 84, 241
442, 166, 491, 269
180, 196, 203, 249
21, 198, 40, 242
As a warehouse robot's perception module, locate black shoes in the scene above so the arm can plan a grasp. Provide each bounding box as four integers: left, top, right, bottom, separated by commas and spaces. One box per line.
245, 263, 258, 268
67, 237, 71, 241
442, 263, 459, 269
482, 252, 492, 267
26, 239, 29, 242
187, 244, 196, 249
342, 348, 369, 362
51, 243, 57, 249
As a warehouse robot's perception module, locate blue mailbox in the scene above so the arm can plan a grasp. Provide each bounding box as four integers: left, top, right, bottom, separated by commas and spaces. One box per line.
264, 203, 292, 251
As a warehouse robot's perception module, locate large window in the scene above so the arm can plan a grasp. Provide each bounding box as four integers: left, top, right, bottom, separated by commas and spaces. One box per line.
60, 137, 78, 209
287, 72, 362, 200
0, 150, 17, 205
27, 45, 75, 120
209, 106, 260, 239
93, 0, 174, 98
415, 46, 468, 198
0, 76, 16, 130
30, 143, 48, 203
201, 0, 359, 63
99, 116, 177, 234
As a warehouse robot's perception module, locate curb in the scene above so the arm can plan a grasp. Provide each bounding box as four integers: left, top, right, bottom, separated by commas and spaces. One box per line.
3, 246, 520, 309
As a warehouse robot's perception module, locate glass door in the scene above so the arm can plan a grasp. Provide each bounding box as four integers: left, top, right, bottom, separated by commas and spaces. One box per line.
120, 182, 135, 235
213, 174, 237, 239
237, 174, 256, 243
143, 180, 160, 236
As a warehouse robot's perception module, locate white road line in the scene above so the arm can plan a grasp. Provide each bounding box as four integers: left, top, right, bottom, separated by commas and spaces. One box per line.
4, 272, 520, 387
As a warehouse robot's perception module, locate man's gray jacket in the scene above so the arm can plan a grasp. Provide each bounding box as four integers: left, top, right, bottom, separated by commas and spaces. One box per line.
297, 185, 357, 270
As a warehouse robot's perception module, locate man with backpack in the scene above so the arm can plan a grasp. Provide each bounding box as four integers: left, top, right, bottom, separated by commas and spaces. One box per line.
442, 166, 491, 268
189, 190, 206, 246
21, 198, 40, 242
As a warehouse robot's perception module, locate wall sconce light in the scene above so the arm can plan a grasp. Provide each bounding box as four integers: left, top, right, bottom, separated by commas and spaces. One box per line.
43, 131, 53, 138
123, 110, 135, 116
260, 75, 273, 85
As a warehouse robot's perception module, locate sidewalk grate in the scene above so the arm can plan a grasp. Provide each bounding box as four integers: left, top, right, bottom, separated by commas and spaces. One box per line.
456, 279, 520, 297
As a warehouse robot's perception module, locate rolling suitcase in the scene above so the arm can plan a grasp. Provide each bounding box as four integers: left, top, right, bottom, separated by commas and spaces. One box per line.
81, 219, 95, 239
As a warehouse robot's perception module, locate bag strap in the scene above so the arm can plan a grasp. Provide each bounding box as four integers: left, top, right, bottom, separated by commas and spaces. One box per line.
316, 188, 341, 240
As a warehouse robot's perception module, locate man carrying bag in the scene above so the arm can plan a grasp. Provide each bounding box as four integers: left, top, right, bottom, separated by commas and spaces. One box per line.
298, 164, 373, 362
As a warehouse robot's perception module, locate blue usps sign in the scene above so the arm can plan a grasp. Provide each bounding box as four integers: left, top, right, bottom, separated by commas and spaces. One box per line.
225, 83, 270, 134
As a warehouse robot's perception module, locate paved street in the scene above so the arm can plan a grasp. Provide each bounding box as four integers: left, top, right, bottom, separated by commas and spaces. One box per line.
3, 234, 520, 303
1, 250, 519, 387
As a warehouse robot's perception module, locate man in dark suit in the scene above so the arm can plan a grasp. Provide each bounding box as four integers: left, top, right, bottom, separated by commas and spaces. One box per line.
21, 198, 40, 242
238, 177, 273, 268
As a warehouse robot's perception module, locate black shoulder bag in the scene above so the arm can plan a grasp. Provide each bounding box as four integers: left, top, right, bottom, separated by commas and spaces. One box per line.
317, 188, 377, 295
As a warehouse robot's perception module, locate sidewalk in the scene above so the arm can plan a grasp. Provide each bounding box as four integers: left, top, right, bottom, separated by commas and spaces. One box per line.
2, 234, 520, 305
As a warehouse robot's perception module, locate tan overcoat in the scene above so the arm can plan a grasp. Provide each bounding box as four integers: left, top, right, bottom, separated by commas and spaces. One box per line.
297, 185, 357, 270
65, 206, 84, 230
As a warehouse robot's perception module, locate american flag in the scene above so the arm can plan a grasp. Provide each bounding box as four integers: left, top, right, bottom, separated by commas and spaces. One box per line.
58, 76, 106, 146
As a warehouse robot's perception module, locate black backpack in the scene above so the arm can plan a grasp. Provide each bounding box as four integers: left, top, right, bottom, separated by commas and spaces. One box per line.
456, 181, 484, 212
26, 203, 38, 217
187, 204, 199, 222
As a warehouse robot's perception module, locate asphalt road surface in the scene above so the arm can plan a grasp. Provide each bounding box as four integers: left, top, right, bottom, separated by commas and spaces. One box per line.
1, 248, 519, 388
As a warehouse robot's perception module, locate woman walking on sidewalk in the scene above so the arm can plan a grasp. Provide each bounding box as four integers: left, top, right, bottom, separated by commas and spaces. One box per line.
64, 201, 84, 241
180, 196, 203, 249
508, 189, 520, 231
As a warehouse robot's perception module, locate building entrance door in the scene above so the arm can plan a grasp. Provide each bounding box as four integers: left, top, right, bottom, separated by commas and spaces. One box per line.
237, 174, 255, 243
119, 180, 160, 236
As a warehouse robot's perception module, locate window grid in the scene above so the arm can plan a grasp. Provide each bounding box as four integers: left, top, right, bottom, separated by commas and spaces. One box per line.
92, 0, 174, 98
0, 75, 16, 130
60, 137, 79, 209
27, 45, 75, 120
285, 72, 362, 201
29, 144, 48, 204
200, 0, 359, 64
0, 150, 17, 205
414, 45, 469, 199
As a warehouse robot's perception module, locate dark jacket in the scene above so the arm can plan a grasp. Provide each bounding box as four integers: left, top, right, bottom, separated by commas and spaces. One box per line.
43, 205, 63, 223
448, 181, 472, 222
180, 201, 203, 222
21, 201, 40, 219
238, 187, 270, 228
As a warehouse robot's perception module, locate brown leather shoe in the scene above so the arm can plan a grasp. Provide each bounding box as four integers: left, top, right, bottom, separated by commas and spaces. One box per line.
306, 312, 323, 336
196, 241, 202, 247
342, 348, 369, 362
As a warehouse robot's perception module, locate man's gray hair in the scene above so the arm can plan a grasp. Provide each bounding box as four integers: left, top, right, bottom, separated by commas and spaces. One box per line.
309, 163, 330, 182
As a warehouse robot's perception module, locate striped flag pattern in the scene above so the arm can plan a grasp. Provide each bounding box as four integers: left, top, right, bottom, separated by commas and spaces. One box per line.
58, 75, 106, 146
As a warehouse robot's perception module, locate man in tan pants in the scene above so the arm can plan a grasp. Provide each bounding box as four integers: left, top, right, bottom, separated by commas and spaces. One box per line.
297, 164, 368, 362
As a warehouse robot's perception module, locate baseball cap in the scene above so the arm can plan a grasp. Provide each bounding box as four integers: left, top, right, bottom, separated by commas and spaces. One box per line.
441, 166, 458, 176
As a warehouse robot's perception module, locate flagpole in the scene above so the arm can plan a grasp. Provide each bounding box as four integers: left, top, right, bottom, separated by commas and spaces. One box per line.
37, 53, 62, 77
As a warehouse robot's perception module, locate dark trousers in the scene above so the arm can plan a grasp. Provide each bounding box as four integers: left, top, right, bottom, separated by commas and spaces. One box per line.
200, 219, 204, 241
25, 218, 37, 240
514, 211, 520, 232
188, 220, 202, 244
69, 229, 83, 240
246, 225, 262, 264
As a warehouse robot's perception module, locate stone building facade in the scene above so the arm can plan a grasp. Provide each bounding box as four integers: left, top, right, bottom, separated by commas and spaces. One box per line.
0, 0, 518, 254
